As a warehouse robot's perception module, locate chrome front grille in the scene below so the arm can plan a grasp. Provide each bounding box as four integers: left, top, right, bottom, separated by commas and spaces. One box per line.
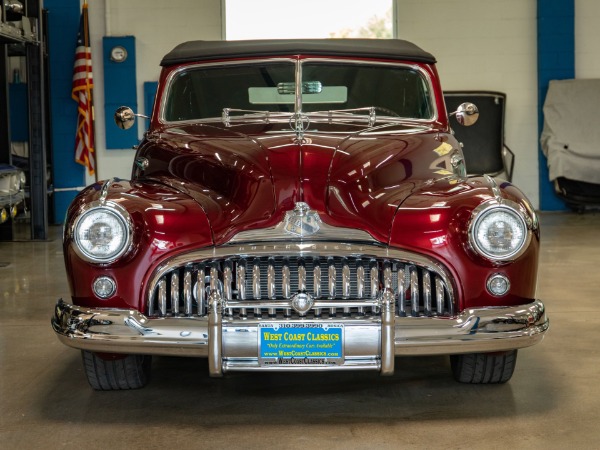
146, 244, 455, 319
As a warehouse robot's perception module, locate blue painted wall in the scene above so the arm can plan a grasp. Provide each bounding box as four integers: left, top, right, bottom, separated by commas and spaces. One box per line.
538, 0, 573, 211
46, 0, 84, 223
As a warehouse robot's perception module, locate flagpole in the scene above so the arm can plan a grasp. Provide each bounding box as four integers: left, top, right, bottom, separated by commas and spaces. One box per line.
83, 0, 98, 183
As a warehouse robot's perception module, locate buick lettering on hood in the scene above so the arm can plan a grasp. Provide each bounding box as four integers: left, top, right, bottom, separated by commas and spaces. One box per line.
52, 39, 548, 390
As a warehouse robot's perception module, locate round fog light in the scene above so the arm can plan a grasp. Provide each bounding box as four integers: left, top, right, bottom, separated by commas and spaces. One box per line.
487, 273, 510, 297
93, 276, 116, 299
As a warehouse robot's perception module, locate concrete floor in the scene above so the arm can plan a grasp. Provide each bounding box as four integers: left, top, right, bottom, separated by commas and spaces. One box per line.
0, 212, 599, 449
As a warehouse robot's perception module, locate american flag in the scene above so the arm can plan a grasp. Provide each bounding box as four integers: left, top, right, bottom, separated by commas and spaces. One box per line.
72, 2, 96, 177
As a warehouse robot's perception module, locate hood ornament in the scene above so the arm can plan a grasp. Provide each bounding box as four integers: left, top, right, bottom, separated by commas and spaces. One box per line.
283, 202, 321, 237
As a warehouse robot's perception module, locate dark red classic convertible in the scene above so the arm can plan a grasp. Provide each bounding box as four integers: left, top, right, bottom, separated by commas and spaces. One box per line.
52, 39, 548, 390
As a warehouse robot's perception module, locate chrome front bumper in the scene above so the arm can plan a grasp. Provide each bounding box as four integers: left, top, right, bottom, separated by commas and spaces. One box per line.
52, 299, 548, 377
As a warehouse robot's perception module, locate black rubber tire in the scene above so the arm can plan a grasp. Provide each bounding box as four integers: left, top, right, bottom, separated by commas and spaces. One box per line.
450, 350, 517, 384
82, 351, 151, 390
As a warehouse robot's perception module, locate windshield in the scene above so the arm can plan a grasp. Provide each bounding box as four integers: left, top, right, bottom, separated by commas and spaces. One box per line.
162, 60, 434, 123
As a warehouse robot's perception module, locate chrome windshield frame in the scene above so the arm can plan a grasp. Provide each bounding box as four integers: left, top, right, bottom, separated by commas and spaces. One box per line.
158, 57, 438, 126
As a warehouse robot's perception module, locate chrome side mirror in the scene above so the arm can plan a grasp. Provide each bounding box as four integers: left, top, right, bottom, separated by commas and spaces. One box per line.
114, 106, 136, 130
452, 102, 479, 127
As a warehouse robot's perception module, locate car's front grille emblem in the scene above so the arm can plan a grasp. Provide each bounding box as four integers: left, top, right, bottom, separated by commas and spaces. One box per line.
283, 202, 321, 237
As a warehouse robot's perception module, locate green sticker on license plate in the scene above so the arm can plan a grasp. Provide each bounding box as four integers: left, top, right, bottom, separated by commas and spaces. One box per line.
259, 323, 344, 366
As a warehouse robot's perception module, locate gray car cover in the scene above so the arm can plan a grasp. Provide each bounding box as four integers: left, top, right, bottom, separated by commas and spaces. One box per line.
541, 79, 600, 185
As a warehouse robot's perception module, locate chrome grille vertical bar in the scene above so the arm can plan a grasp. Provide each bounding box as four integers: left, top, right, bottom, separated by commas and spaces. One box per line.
313, 260, 322, 316
356, 260, 364, 316
223, 261, 232, 316
237, 260, 246, 317
383, 261, 392, 289
149, 284, 156, 316
171, 272, 179, 315
158, 279, 167, 317
183, 269, 192, 316
196, 265, 205, 316
342, 259, 351, 298
210, 265, 219, 292
410, 266, 419, 316
328, 258, 336, 315
282, 260, 291, 299
298, 260, 306, 291
267, 258, 276, 317
267, 259, 276, 299
370, 260, 379, 299
397, 266, 406, 316
252, 259, 261, 316
435, 276, 444, 316
223, 262, 232, 301
423, 271, 432, 316
342, 259, 350, 315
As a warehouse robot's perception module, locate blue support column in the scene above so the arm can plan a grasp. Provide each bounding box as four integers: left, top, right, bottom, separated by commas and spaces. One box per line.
46, 0, 84, 223
538, 0, 574, 210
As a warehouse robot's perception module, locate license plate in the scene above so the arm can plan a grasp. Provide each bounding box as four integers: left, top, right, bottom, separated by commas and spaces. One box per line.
258, 323, 344, 366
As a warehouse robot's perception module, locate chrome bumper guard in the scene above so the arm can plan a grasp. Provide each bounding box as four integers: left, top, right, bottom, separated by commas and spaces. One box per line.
52, 298, 548, 377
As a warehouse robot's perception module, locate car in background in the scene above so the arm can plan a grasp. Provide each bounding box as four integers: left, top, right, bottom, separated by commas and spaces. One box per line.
0, 164, 25, 224
52, 39, 548, 390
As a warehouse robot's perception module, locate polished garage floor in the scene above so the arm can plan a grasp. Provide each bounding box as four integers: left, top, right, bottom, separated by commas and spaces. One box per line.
1, 212, 598, 449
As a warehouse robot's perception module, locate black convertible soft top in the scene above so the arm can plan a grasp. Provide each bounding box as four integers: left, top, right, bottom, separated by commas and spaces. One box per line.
160, 39, 436, 66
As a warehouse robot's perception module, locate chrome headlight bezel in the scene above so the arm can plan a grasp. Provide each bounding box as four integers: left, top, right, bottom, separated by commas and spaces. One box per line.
468, 200, 531, 262
71, 202, 133, 264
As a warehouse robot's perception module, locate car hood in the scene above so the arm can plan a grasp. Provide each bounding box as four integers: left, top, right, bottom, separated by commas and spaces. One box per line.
138, 122, 461, 245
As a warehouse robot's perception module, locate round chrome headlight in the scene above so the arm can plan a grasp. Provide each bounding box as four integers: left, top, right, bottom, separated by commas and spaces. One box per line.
469, 202, 529, 261
73, 205, 131, 263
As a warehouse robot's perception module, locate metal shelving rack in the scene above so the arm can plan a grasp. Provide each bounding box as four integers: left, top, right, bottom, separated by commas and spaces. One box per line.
0, 0, 48, 240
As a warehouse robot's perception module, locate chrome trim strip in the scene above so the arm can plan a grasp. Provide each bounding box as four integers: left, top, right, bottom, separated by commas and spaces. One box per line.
52, 300, 549, 360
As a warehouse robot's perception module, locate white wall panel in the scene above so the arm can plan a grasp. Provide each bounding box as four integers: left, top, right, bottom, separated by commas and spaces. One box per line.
397, 0, 539, 207
576, 0, 600, 78
87, 0, 222, 181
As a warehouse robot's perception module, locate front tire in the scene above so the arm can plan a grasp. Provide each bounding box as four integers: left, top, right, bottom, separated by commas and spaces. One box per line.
450, 350, 517, 384
82, 351, 151, 390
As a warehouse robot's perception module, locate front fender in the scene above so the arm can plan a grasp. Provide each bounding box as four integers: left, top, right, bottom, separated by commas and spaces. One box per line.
64, 179, 213, 311
389, 176, 539, 311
